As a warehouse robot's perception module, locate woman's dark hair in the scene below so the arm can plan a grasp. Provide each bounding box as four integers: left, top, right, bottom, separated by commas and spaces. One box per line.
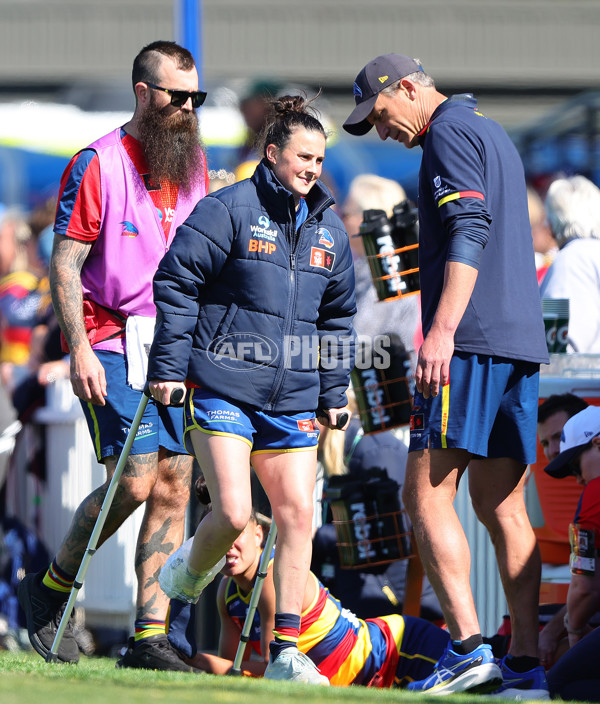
258, 94, 326, 158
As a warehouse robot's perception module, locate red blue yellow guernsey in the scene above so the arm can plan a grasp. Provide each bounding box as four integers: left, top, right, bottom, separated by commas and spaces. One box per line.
223, 576, 264, 657
225, 566, 449, 687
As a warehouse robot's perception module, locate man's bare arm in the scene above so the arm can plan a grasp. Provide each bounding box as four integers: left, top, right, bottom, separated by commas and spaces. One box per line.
49, 234, 90, 352
49, 234, 107, 404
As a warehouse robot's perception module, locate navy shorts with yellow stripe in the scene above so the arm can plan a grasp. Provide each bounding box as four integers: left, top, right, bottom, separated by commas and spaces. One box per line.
80, 350, 185, 462
390, 614, 450, 687
184, 387, 319, 455
408, 352, 540, 464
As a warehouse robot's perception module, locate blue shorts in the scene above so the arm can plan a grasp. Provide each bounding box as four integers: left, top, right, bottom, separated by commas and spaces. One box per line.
408, 352, 540, 464
183, 387, 320, 455
80, 351, 185, 462
394, 614, 451, 687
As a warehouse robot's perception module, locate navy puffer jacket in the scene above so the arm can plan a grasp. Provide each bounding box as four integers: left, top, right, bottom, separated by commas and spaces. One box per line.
148, 160, 356, 414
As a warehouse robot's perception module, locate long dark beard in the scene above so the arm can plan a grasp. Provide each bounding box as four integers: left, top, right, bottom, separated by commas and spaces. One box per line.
138, 96, 204, 194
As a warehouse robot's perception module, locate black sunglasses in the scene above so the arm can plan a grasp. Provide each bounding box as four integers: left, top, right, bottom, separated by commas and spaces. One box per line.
146, 82, 207, 109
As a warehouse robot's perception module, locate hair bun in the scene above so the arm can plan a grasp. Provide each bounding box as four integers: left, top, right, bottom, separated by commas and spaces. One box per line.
272, 94, 307, 116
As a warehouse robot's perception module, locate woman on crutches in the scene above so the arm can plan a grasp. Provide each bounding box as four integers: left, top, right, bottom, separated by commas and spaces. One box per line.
147, 94, 356, 685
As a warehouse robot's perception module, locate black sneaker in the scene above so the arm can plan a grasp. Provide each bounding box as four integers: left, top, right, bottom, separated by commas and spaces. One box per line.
17, 571, 79, 663
115, 634, 194, 672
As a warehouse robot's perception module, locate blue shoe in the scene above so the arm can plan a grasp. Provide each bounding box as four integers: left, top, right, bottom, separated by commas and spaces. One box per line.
491, 658, 549, 700
407, 642, 502, 695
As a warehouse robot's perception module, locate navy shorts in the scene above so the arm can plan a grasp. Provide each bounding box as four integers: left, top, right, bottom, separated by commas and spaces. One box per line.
183, 387, 319, 455
80, 350, 185, 462
408, 352, 540, 464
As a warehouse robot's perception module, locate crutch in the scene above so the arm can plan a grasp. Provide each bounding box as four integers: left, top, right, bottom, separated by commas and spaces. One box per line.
230, 519, 278, 676
46, 383, 185, 663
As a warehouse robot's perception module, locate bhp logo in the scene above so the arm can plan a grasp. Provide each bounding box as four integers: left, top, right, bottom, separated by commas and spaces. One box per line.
249, 239, 277, 255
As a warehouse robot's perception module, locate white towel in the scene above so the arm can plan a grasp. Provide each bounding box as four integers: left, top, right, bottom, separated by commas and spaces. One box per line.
125, 315, 156, 391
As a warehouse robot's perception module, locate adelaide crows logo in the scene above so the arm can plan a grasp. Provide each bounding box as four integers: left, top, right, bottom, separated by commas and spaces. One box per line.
120, 221, 139, 237
317, 228, 334, 249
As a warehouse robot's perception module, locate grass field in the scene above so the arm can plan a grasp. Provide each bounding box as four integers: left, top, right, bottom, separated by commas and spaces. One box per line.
0, 650, 498, 704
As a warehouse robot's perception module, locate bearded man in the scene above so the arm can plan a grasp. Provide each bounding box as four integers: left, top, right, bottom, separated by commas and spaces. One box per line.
17, 41, 208, 672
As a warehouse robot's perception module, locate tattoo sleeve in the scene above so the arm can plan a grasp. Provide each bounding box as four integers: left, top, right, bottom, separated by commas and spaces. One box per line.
49, 234, 93, 351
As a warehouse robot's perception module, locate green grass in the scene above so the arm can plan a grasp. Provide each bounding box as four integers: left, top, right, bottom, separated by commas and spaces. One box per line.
0, 650, 506, 704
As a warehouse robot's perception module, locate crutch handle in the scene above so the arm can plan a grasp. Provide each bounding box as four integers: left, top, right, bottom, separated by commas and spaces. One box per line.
317, 409, 350, 430
168, 387, 185, 407
334, 412, 350, 429
143, 383, 186, 407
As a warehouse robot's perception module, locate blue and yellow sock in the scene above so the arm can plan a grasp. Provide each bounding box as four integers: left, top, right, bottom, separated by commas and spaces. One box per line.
269, 612, 301, 660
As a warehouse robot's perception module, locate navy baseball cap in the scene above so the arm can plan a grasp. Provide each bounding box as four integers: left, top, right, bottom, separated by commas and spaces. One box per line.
343, 54, 423, 136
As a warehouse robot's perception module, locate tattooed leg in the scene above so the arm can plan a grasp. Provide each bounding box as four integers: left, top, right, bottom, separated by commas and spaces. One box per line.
54, 452, 158, 576
135, 449, 193, 622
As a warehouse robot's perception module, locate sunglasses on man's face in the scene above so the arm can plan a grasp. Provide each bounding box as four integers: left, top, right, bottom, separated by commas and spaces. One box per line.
146, 82, 207, 109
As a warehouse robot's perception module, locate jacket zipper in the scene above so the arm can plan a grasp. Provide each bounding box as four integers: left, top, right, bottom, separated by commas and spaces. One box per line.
263, 195, 333, 411
264, 218, 298, 410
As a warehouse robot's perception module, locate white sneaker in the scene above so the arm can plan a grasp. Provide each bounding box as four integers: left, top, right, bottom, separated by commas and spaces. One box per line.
264, 647, 329, 685
159, 538, 225, 604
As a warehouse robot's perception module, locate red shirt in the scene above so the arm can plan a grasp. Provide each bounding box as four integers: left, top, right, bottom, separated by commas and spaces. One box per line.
575, 476, 600, 543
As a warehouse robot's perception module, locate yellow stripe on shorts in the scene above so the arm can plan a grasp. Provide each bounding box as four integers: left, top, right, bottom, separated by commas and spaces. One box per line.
441, 382, 450, 449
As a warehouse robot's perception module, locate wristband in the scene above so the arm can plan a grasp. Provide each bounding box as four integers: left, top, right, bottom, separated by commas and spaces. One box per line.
563, 612, 586, 635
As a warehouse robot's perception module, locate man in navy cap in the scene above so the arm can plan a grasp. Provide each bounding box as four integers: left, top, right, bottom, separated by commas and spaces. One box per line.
344, 55, 549, 697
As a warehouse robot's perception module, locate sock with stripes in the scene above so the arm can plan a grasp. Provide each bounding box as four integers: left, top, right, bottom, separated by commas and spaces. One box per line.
41, 560, 75, 598
134, 619, 167, 644
269, 612, 301, 660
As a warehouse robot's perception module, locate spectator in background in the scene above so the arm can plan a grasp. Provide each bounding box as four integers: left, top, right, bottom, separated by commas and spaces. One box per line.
535, 393, 589, 668
546, 626, 600, 702
527, 186, 557, 285
540, 406, 600, 697
237, 80, 282, 164
0, 209, 53, 394
541, 175, 600, 353
341, 174, 420, 365
538, 393, 589, 463
234, 159, 259, 183
207, 168, 236, 194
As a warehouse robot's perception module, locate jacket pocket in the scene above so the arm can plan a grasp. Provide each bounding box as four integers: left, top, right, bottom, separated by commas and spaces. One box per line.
214, 302, 239, 339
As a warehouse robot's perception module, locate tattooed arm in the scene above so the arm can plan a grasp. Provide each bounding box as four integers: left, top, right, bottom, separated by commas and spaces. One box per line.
49, 234, 107, 405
